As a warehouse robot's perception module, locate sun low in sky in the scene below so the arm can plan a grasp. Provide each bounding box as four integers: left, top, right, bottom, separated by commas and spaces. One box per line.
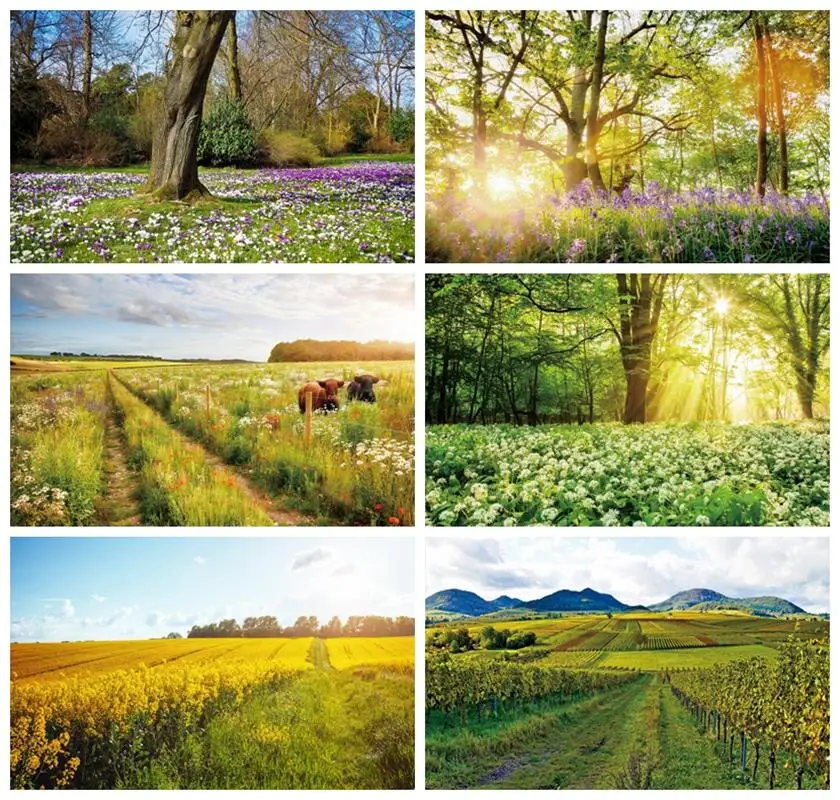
11, 537, 414, 642
427, 537, 829, 614
10, 274, 415, 361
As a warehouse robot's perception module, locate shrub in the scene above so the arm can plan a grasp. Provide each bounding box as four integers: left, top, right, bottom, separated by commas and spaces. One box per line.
197, 99, 258, 167
387, 108, 414, 147
33, 116, 122, 166
259, 130, 321, 167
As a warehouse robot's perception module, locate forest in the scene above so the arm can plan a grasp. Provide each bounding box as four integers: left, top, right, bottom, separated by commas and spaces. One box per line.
425, 274, 829, 527
426, 10, 829, 263
186, 614, 415, 639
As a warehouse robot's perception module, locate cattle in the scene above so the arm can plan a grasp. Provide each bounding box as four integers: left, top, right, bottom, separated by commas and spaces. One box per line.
298, 378, 344, 413
348, 374, 379, 403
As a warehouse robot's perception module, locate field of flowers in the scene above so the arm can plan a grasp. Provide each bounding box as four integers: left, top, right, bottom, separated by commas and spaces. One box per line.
426, 183, 829, 263
11, 360, 414, 526
11, 371, 107, 526
326, 636, 414, 669
11, 636, 414, 789
118, 360, 414, 525
426, 421, 829, 526
11, 160, 414, 264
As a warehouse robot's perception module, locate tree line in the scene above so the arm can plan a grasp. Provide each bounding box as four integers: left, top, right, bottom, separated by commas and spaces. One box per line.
12, 10, 414, 170
268, 339, 414, 363
427, 10, 828, 197
185, 614, 414, 639
426, 273, 829, 425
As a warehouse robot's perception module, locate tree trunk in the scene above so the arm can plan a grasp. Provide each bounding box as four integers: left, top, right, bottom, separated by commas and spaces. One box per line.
765, 23, 788, 194
616, 274, 668, 425
585, 11, 609, 191
565, 12, 592, 190
224, 13, 242, 102
81, 11, 92, 123
141, 11, 233, 202
754, 17, 768, 198
752, 741, 760, 782
769, 749, 776, 789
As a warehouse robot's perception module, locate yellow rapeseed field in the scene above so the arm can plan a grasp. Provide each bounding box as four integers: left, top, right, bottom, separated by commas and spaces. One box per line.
325, 635, 414, 669
10, 638, 314, 788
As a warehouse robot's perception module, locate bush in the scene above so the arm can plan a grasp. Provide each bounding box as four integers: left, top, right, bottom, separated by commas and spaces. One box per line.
33, 116, 123, 166
197, 99, 257, 167
387, 108, 414, 147
259, 130, 321, 167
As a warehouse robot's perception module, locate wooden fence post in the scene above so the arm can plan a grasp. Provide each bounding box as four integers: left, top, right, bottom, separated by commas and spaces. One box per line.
304, 389, 313, 445
205, 384, 211, 420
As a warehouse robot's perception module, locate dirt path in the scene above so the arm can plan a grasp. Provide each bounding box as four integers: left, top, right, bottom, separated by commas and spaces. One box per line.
95, 390, 142, 526
198, 444, 312, 527
110, 372, 313, 527
308, 639, 333, 670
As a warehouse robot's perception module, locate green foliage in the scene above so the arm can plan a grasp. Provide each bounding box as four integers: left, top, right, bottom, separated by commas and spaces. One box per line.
197, 100, 258, 167
387, 108, 414, 144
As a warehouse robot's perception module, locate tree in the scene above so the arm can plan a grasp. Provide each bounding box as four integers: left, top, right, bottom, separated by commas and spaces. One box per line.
753, 14, 768, 197
746, 274, 829, 419
141, 10, 233, 201
611, 274, 669, 423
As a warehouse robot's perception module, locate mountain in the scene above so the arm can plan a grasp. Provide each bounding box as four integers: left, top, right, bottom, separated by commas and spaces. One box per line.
651, 588, 805, 617
523, 587, 629, 613
649, 588, 728, 611
425, 589, 523, 616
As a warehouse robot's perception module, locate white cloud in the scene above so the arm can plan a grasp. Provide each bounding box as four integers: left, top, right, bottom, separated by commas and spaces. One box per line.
194, 556, 206, 565
90, 593, 107, 603
292, 547, 333, 571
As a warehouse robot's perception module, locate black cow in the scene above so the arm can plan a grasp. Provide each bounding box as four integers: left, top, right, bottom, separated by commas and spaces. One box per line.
347, 374, 379, 403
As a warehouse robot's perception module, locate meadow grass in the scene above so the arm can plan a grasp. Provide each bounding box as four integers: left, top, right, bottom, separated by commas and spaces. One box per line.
109, 375, 274, 526
119, 666, 414, 789
119, 361, 415, 525
11, 372, 107, 525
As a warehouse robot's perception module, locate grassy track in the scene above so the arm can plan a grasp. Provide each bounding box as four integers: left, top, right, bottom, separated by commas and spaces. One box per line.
427, 677, 820, 790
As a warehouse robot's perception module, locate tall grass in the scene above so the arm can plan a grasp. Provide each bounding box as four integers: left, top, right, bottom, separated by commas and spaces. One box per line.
109, 375, 273, 526
117, 667, 415, 789
118, 361, 415, 525
11, 372, 107, 525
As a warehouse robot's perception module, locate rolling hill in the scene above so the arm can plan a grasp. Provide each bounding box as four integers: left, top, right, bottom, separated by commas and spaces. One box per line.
427, 585, 808, 618
650, 588, 805, 616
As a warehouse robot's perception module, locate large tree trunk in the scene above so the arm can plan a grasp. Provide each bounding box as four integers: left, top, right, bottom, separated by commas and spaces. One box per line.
224, 13, 242, 102
565, 12, 592, 190
141, 11, 233, 202
615, 274, 668, 424
765, 23, 789, 194
585, 11, 609, 191
473, 59, 487, 193
754, 17, 768, 198
81, 11, 92, 123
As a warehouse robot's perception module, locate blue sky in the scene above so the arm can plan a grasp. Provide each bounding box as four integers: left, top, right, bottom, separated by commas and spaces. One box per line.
11, 537, 414, 642
427, 537, 829, 613
11, 274, 415, 361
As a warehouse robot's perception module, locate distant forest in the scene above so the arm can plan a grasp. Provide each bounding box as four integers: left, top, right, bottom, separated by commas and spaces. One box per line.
268, 339, 414, 362
185, 614, 414, 639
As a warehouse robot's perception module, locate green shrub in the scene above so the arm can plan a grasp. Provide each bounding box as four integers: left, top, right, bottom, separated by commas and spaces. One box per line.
259, 130, 321, 167
197, 100, 258, 166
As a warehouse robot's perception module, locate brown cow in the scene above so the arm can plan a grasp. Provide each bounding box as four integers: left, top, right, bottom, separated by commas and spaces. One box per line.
298, 379, 344, 413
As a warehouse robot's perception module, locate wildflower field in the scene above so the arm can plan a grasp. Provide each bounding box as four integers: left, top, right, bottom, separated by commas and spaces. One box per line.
426, 422, 829, 527
426, 612, 829, 789
11, 359, 414, 526
426, 185, 829, 263
10, 157, 415, 264
11, 635, 414, 789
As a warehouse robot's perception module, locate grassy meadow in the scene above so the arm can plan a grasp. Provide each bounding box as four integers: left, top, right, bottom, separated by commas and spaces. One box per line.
11, 359, 414, 526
